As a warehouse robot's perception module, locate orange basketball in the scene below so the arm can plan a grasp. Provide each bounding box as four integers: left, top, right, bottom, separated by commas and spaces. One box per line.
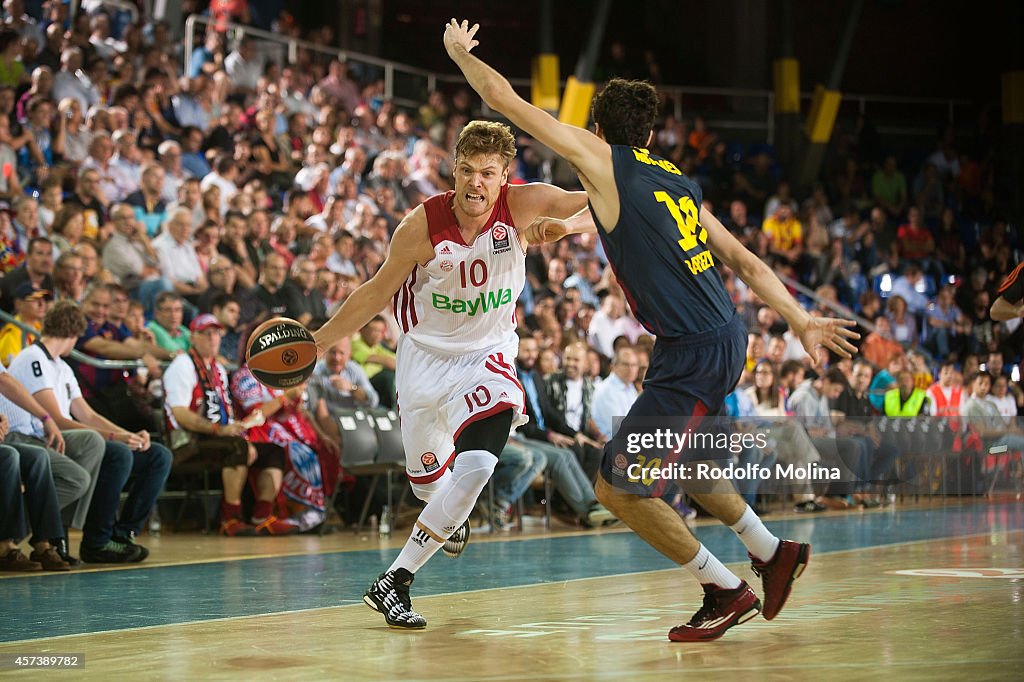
245, 317, 318, 389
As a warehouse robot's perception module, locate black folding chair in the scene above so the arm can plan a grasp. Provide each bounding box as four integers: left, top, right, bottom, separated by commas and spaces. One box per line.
368, 407, 411, 528
322, 408, 380, 535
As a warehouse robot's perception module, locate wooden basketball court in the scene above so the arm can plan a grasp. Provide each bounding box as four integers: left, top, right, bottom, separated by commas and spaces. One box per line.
2, 499, 1021, 679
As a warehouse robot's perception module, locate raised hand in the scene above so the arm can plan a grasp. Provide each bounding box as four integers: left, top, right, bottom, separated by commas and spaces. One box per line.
443, 19, 480, 58
797, 317, 860, 367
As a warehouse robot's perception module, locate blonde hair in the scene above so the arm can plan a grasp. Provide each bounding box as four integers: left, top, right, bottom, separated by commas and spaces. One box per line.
454, 120, 516, 167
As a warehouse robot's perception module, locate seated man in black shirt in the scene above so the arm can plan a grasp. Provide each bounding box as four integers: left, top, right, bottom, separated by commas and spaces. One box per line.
289, 256, 327, 327
239, 252, 303, 328
833, 360, 899, 505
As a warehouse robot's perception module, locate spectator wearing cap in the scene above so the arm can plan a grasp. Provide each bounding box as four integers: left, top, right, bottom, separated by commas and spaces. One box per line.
148, 291, 191, 355
1, 237, 54, 313
0, 282, 49, 366
164, 312, 296, 537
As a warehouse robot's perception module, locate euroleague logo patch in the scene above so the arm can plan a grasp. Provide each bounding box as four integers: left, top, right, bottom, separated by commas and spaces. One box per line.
421, 452, 440, 473
281, 349, 299, 365
492, 223, 511, 254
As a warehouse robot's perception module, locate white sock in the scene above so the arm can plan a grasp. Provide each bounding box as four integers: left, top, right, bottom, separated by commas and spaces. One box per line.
389, 522, 444, 574
683, 544, 742, 589
389, 450, 498, 575
729, 505, 780, 562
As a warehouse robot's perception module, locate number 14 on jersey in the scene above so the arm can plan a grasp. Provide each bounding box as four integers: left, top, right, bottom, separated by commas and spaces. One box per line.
654, 191, 714, 275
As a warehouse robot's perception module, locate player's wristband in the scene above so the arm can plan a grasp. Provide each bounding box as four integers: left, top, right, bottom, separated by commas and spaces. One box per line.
38, 413, 50, 423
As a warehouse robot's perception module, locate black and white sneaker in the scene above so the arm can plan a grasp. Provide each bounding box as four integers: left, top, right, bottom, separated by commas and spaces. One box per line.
363, 568, 427, 629
442, 520, 471, 558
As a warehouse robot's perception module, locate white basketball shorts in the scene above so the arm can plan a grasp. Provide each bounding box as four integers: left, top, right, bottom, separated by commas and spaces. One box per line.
395, 335, 527, 486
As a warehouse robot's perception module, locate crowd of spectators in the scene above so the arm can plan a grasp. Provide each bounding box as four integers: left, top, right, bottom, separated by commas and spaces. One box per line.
0, 2, 1022, 569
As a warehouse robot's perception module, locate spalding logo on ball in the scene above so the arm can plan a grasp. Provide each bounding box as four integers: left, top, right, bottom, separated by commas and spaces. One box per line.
245, 317, 318, 389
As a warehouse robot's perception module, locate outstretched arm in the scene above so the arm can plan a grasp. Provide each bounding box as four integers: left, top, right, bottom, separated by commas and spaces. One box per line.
701, 207, 859, 365
312, 207, 431, 352
523, 206, 597, 245
990, 296, 1024, 322
443, 19, 608, 183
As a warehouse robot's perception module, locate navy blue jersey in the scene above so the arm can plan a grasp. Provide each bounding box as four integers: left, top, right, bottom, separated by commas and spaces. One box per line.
591, 146, 735, 337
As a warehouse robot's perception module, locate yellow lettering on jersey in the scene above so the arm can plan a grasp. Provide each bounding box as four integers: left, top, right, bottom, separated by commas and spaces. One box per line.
632, 148, 682, 175
653, 191, 707, 252
685, 250, 715, 275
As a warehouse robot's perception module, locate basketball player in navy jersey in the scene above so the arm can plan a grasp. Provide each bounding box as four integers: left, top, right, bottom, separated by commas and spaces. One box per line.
446, 19, 859, 641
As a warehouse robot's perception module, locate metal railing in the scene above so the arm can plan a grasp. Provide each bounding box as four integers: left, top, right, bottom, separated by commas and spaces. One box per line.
182, 14, 971, 141
72, 0, 139, 25
0, 308, 144, 370
183, 15, 440, 110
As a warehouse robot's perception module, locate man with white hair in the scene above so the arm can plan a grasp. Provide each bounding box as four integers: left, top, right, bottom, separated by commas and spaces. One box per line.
157, 140, 189, 203
52, 47, 98, 111
110, 130, 141, 199
152, 208, 208, 304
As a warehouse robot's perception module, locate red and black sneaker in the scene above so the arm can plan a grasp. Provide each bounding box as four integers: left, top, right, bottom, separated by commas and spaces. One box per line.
668, 581, 761, 642
749, 539, 810, 620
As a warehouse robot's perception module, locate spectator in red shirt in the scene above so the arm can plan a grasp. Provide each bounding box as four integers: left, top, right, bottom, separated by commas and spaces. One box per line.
897, 207, 941, 280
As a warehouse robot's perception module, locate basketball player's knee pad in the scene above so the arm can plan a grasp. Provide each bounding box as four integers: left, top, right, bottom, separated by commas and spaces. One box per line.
410, 478, 446, 503
418, 450, 498, 537
441, 450, 498, 520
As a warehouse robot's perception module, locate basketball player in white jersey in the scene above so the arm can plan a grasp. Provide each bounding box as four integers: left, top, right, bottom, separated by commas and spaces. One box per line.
313, 121, 587, 628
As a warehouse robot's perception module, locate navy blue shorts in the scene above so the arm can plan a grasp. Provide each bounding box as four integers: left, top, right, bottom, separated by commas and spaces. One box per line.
599, 313, 747, 497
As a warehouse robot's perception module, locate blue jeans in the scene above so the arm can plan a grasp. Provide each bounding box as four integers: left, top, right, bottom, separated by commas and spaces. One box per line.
82, 440, 172, 549
513, 436, 597, 517
0, 443, 64, 544
492, 441, 547, 509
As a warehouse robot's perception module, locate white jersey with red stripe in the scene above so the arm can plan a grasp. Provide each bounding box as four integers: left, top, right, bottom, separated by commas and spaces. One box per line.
392, 185, 525, 355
